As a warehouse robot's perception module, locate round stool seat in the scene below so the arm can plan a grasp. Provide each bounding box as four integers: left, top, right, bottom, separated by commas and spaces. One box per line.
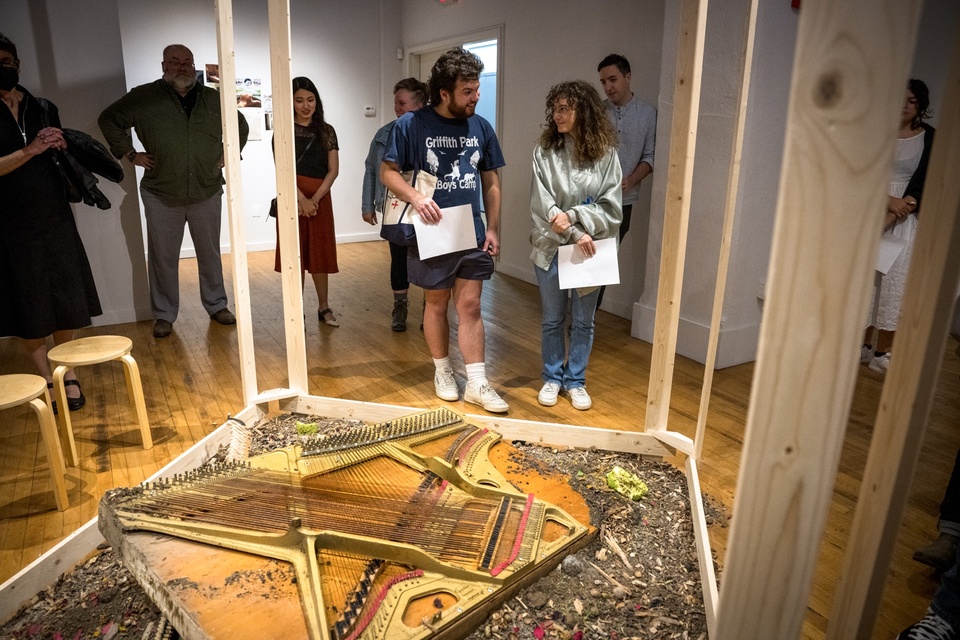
0, 373, 48, 410
0, 373, 69, 510
48, 335, 133, 367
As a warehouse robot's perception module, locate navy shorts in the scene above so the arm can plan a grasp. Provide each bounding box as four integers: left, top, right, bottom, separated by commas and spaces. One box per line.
407, 245, 494, 290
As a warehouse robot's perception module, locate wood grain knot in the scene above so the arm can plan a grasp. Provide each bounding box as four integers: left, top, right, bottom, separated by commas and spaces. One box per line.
814, 72, 842, 108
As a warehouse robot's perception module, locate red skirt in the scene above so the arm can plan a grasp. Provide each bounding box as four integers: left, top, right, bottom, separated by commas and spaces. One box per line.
274, 175, 339, 274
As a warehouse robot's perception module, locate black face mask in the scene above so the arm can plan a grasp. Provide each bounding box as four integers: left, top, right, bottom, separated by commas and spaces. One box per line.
0, 67, 18, 91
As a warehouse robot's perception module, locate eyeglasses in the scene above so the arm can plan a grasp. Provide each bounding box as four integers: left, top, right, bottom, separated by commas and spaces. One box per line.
164, 60, 195, 69
551, 105, 574, 116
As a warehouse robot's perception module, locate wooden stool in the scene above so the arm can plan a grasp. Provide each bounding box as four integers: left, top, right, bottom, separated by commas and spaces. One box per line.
0, 374, 69, 510
48, 336, 153, 467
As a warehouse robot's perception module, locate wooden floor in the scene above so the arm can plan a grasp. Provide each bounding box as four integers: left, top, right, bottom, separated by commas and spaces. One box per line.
1, 241, 958, 638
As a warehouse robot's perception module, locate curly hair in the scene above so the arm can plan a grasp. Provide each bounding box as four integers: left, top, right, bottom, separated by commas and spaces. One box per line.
394, 77, 428, 106
907, 78, 932, 129
428, 47, 483, 106
539, 80, 617, 166
292, 76, 333, 147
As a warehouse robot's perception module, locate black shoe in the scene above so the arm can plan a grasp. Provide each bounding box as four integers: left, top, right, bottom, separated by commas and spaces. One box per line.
913, 533, 959, 573
210, 308, 236, 325
64, 379, 85, 411
153, 319, 173, 338
391, 298, 408, 332
46, 382, 58, 416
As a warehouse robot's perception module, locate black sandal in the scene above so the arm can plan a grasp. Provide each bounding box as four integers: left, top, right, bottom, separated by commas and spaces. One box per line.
64, 379, 86, 411
46, 382, 58, 416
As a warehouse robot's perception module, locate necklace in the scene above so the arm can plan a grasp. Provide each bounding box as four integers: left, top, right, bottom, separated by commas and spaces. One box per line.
15, 98, 26, 144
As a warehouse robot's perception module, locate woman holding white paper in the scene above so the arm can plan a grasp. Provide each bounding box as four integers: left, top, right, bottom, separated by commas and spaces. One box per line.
530, 80, 622, 410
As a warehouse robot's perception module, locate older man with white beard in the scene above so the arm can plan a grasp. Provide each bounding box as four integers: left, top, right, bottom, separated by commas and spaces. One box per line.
99, 44, 248, 338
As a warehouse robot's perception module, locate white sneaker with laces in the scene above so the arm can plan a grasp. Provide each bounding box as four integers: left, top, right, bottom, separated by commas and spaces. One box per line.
434, 368, 459, 401
538, 382, 561, 407
896, 609, 956, 640
464, 383, 509, 413
567, 386, 592, 411
860, 345, 873, 365
869, 352, 890, 374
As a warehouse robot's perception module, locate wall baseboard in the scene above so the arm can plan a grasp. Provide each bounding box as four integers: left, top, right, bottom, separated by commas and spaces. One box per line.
631, 302, 759, 369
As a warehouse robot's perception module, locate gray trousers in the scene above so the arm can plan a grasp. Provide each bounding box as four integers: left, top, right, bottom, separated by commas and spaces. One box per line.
140, 188, 228, 322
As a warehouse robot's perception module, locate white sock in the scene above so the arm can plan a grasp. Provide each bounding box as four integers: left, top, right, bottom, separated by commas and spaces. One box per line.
433, 357, 452, 373
465, 362, 487, 389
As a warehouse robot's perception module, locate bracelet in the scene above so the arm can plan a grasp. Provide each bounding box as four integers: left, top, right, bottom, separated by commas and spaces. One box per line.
127, 150, 137, 163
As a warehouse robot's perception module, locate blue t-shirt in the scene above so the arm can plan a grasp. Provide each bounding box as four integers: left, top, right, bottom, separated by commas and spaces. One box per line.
384, 107, 505, 244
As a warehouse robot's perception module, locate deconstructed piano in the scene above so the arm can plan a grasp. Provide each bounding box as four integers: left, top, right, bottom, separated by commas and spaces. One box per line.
99, 407, 595, 639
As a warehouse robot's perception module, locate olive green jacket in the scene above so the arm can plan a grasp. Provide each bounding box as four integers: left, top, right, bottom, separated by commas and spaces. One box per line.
98, 79, 248, 201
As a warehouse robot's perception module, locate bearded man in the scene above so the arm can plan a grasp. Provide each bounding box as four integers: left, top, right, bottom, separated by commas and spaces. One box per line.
381, 47, 508, 413
99, 44, 248, 338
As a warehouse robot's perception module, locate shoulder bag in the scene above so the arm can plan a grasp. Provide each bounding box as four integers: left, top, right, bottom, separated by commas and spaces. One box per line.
269, 134, 317, 217
380, 114, 437, 246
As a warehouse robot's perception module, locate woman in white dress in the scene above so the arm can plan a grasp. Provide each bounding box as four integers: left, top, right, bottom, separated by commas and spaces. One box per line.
864, 79, 935, 374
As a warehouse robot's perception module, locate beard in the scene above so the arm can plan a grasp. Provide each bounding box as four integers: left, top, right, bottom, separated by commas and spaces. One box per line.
447, 101, 476, 119
164, 71, 197, 94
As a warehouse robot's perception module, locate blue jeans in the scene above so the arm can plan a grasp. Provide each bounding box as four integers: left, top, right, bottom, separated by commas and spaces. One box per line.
535, 255, 600, 390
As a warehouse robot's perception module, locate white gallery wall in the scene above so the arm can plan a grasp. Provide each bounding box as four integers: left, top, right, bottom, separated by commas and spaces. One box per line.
116, 0, 404, 257
4, 0, 954, 366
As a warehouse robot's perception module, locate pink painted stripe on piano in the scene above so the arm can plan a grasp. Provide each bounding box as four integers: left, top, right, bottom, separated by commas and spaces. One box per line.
344, 569, 425, 640
457, 428, 489, 467
489, 493, 535, 577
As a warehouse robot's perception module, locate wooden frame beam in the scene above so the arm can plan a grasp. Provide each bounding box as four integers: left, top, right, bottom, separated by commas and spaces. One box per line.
645, 0, 709, 432
714, 3, 925, 637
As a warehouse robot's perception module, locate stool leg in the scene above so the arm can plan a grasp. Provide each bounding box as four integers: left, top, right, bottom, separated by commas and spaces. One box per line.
52, 364, 78, 467
29, 397, 69, 511
120, 354, 153, 450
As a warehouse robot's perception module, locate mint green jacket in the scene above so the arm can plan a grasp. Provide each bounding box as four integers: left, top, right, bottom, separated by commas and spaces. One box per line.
98, 79, 248, 200
529, 141, 622, 271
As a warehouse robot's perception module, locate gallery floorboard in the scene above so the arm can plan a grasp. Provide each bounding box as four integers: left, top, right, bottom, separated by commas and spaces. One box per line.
1, 241, 958, 638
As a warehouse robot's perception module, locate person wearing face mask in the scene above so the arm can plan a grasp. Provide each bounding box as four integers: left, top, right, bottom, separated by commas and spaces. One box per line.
361, 77, 428, 332
0, 32, 100, 413
98, 44, 249, 339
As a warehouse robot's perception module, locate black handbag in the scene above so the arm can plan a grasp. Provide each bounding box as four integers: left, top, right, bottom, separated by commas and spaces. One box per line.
269, 135, 316, 217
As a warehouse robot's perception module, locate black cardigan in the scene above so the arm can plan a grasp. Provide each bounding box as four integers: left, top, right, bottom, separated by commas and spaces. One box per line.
904, 122, 935, 212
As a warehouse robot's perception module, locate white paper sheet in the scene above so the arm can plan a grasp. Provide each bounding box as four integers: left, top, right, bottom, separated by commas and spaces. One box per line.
876, 236, 908, 275
412, 204, 477, 260
557, 237, 620, 290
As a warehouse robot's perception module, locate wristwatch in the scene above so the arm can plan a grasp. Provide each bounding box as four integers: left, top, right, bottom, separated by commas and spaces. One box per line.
127, 150, 137, 163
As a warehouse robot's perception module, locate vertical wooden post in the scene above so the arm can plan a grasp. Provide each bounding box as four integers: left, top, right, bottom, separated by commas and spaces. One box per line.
694, 0, 758, 461
827, 26, 960, 640
213, 0, 258, 405
644, 0, 709, 432
714, 3, 923, 638
267, 0, 309, 393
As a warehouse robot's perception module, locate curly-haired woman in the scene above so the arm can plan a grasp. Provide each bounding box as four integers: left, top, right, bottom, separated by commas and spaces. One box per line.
529, 80, 622, 410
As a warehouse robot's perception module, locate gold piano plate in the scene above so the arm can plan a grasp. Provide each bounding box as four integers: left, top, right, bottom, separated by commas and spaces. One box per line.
99, 408, 596, 640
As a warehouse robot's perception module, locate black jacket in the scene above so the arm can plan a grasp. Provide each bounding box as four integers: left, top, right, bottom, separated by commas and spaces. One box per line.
36, 97, 124, 209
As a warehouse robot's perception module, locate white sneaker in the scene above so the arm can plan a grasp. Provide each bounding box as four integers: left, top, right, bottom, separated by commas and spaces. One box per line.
860, 345, 873, 365
868, 352, 890, 374
538, 382, 561, 407
464, 383, 509, 413
434, 368, 459, 401
567, 386, 592, 410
